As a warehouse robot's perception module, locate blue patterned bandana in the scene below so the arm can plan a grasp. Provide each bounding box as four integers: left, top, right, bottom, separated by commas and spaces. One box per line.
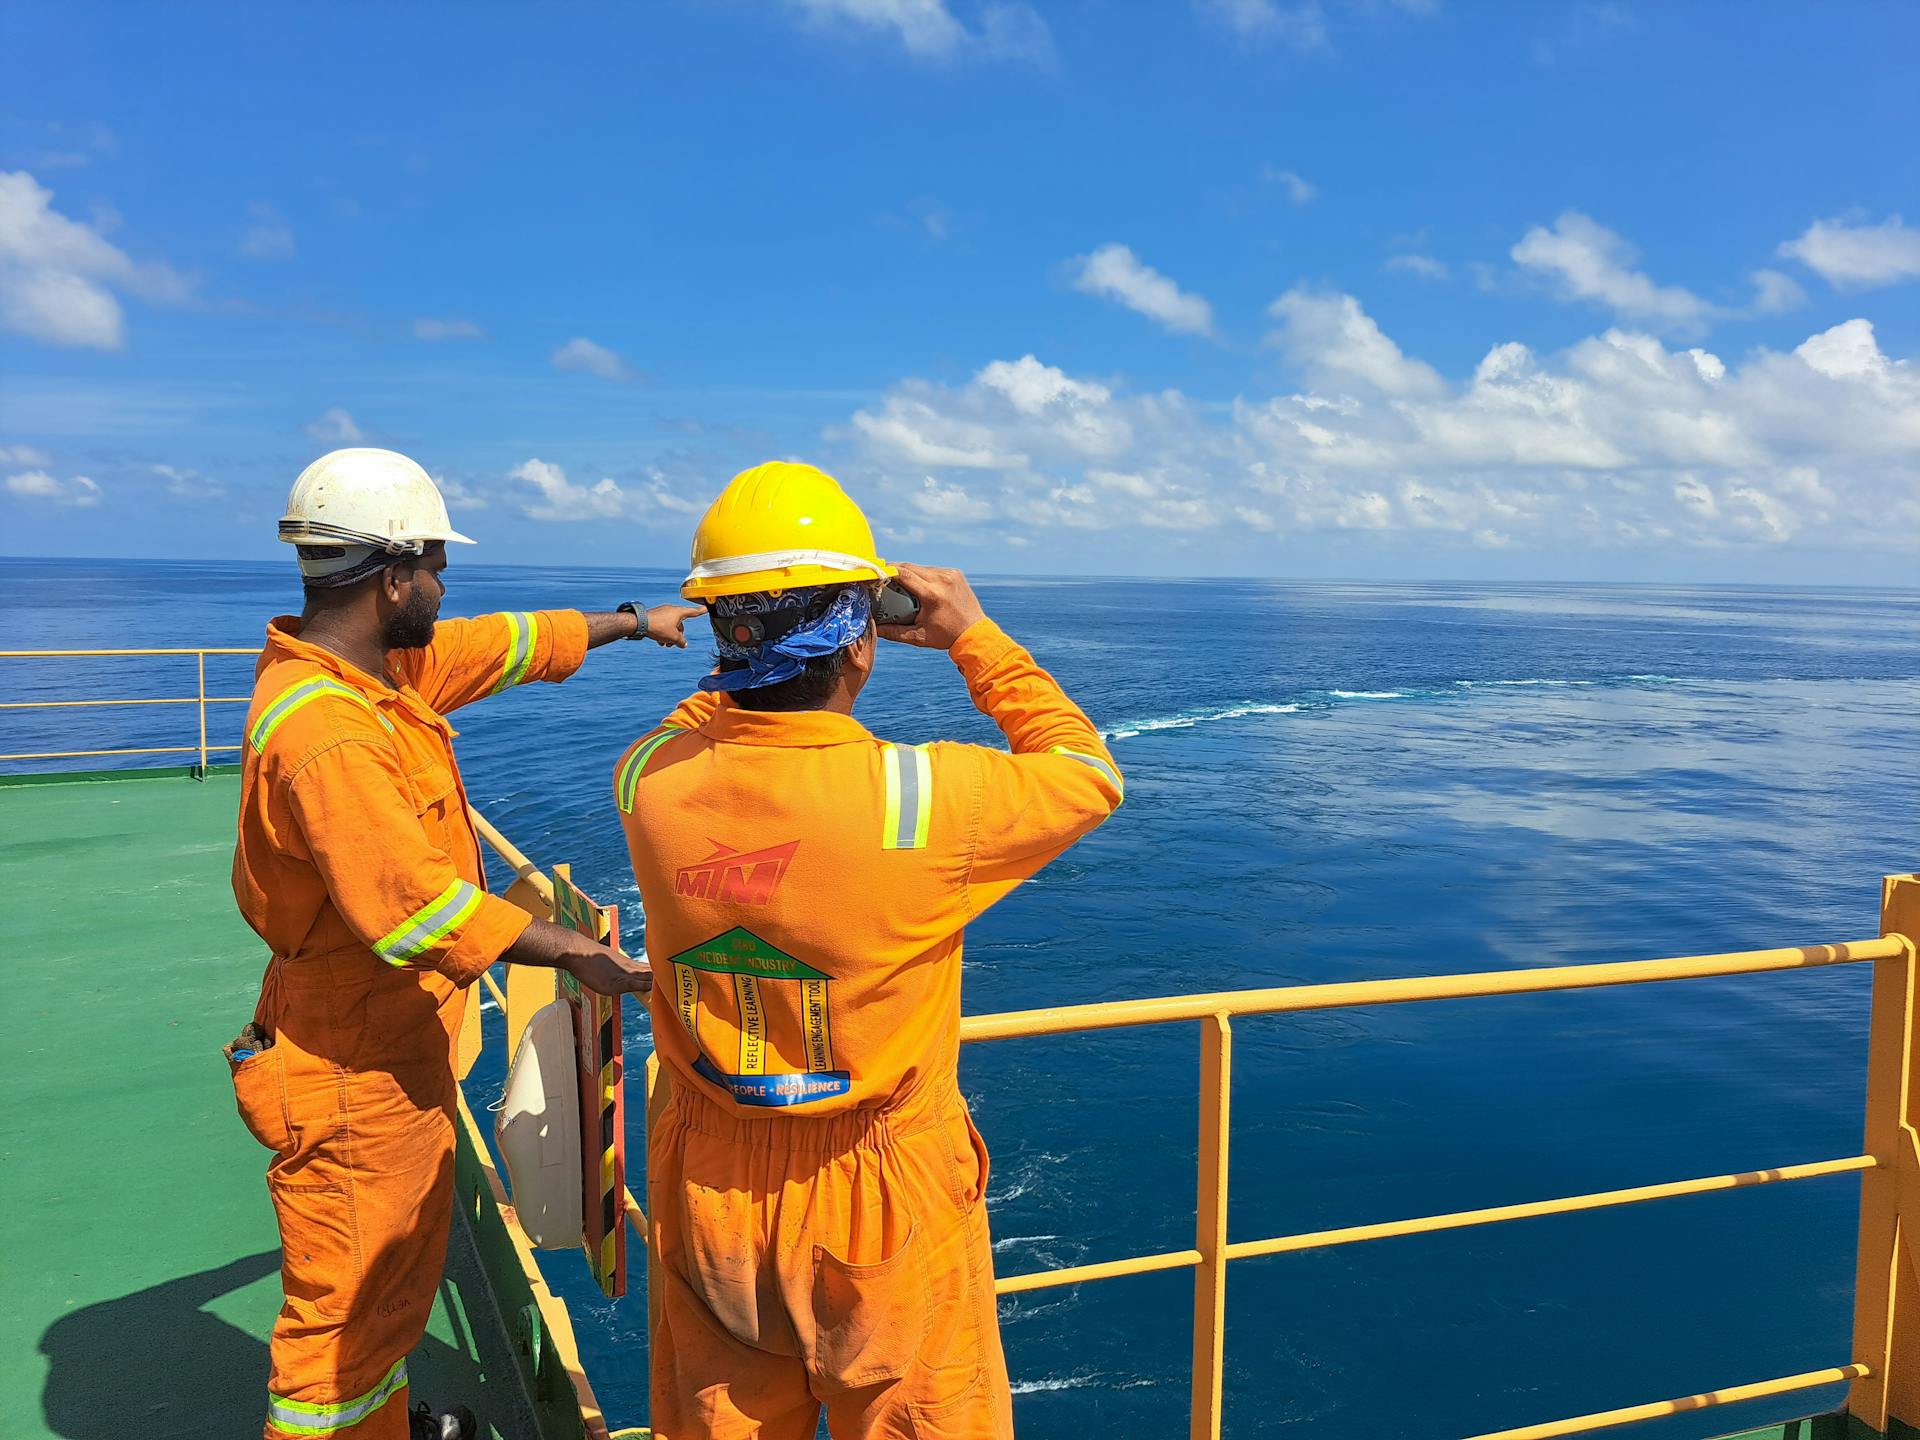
699, 584, 873, 694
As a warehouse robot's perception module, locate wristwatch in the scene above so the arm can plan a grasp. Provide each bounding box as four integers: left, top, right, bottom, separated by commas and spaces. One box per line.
616, 601, 645, 639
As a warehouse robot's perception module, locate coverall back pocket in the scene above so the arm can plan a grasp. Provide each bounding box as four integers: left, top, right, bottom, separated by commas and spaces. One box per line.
231, 1045, 292, 1155
811, 1221, 928, 1391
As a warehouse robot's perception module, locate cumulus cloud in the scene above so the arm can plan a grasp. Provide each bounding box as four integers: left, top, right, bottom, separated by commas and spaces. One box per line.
0, 170, 192, 349
510, 458, 702, 523
844, 305, 1920, 556
1070, 244, 1217, 338
1263, 167, 1317, 205
782, 0, 1053, 64
1512, 212, 1714, 332
304, 407, 366, 444
151, 463, 223, 500
1266, 289, 1446, 397
1386, 252, 1449, 281
552, 337, 638, 383
414, 317, 485, 341
238, 202, 295, 260
6, 469, 100, 506
1779, 215, 1920, 290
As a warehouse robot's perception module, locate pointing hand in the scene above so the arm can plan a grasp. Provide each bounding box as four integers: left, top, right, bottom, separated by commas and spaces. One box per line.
645, 604, 707, 649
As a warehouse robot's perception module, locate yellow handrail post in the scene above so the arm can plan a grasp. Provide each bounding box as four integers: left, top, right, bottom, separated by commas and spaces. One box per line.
1850, 874, 1920, 1431
1190, 1012, 1232, 1440
196, 652, 208, 778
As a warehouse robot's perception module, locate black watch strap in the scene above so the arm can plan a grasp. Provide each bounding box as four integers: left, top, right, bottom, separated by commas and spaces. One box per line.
616, 601, 643, 639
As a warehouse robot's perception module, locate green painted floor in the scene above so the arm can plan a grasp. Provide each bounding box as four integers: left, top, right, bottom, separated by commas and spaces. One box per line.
0, 772, 533, 1440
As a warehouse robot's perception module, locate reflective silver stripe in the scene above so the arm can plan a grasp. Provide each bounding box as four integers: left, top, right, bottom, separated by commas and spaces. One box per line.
266, 1358, 407, 1433
250, 678, 373, 751
617, 728, 682, 814
372, 879, 484, 966
685, 547, 884, 580
490, 611, 538, 694
882, 743, 932, 850
1051, 745, 1124, 799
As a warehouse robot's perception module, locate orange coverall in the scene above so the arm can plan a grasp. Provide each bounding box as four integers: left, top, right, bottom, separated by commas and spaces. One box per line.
615, 618, 1123, 1439
231, 611, 586, 1439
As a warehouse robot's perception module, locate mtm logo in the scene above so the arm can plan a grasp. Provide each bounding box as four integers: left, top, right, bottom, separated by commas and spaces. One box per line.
676, 840, 799, 906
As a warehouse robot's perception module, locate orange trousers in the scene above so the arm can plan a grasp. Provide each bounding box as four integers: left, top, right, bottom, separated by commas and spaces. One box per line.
648, 1077, 1014, 1439
234, 958, 459, 1439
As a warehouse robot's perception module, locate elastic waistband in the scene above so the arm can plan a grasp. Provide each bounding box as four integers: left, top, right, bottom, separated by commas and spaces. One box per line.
664, 1073, 964, 1153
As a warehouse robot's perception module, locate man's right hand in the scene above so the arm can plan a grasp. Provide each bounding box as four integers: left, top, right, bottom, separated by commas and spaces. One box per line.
876, 562, 987, 651
567, 944, 653, 997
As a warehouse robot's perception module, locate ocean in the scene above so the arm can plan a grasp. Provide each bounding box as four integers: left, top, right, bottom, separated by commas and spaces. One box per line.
5, 557, 1918, 1439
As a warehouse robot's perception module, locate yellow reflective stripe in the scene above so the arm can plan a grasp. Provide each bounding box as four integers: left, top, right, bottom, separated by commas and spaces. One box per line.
735, 975, 765, 1075
249, 678, 376, 752
1051, 745, 1124, 800
617, 727, 682, 814
491, 611, 539, 694
880, 743, 932, 850
372, 879, 484, 966
266, 1358, 407, 1432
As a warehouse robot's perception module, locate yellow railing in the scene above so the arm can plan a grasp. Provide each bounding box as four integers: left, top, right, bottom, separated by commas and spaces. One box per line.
955, 923, 1919, 1440
0, 647, 259, 770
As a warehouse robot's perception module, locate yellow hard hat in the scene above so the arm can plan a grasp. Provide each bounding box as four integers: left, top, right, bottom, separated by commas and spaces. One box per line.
682, 461, 895, 601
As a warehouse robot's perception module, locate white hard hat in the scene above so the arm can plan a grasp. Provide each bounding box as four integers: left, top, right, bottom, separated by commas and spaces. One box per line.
280, 448, 474, 583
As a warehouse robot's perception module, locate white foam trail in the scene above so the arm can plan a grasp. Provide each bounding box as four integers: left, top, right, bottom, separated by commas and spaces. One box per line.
1102, 702, 1301, 741
1011, 1376, 1101, 1395
993, 1233, 1060, 1252
1329, 689, 1405, 699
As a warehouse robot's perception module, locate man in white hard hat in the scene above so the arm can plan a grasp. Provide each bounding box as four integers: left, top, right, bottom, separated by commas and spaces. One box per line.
229, 447, 700, 1440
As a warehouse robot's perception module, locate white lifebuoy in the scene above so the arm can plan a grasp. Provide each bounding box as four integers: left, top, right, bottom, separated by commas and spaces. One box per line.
494, 999, 583, 1250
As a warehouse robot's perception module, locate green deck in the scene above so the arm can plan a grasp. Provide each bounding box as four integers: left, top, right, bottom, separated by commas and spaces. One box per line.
0, 772, 542, 1440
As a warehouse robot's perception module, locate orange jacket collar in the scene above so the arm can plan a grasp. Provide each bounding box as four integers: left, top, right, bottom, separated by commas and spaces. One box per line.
699, 702, 874, 748
262, 615, 397, 693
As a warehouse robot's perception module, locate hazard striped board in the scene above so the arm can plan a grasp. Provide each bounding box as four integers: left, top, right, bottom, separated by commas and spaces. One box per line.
552, 863, 627, 1300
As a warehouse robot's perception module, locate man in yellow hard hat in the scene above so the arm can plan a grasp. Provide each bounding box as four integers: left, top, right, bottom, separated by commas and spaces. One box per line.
230, 447, 701, 1440
613, 461, 1123, 1439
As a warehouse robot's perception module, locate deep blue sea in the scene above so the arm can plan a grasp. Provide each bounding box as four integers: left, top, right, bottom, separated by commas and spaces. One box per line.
6, 557, 1919, 1440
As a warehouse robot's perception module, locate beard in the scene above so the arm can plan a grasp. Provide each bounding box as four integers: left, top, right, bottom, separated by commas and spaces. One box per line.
382, 585, 440, 650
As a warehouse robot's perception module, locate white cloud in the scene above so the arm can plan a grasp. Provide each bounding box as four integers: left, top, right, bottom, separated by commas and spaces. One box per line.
304, 407, 365, 444
1263, 168, 1317, 205
1197, 0, 1330, 49
783, 0, 1053, 63
0, 443, 51, 467
1070, 243, 1217, 338
1265, 289, 1446, 397
414, 317, 486, 341
509, 458, 701, 523
552, 337, 637, 383
0, 171, 191, 349
843, 310, 1920, 556
1512, 213, 1714, 332
1749, 268, 1806, 314
1386, 252, 1449, 281
1779, 215, 1920, 290
151, 463, 223, 500
238, 202, 295, 261
6, 469, 100, 506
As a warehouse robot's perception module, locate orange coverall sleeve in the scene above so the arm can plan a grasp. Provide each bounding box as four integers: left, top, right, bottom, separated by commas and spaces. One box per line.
392, 608, 589, 714
285, 737, 532, 985
944, 618, 1124, 918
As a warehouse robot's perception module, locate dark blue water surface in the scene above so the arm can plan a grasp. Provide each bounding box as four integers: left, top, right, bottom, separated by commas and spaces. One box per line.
6, 558, 1919, 1440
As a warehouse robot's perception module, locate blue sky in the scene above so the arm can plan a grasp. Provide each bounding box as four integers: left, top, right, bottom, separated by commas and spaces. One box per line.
2, 0, 1917, 581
